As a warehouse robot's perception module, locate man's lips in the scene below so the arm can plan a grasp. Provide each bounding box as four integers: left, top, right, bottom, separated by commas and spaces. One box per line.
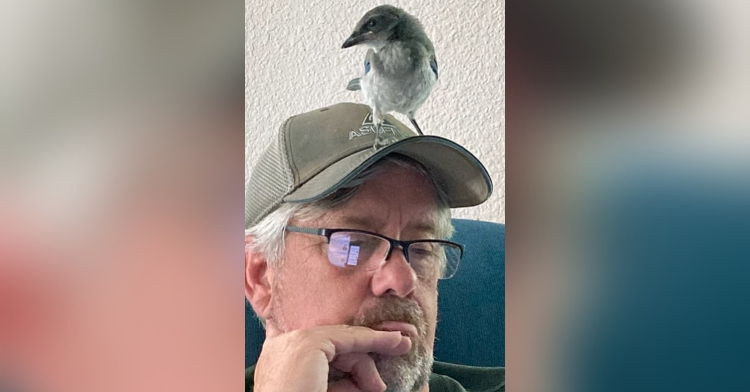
374, 321, 418, 339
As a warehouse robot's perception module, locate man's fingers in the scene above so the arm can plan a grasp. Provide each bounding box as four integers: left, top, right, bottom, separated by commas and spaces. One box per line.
320, 326, 411, 361
331, 353, 385, 392
328, 378, 361, 392
254, 325, 411, 392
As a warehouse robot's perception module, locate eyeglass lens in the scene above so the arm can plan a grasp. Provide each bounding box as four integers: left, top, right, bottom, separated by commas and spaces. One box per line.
327, 231, 460, 279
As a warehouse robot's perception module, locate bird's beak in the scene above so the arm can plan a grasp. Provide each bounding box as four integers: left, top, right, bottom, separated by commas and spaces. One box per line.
342, 32, 366, 49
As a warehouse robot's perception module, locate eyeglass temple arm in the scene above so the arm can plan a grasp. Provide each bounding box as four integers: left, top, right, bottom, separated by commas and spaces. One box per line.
285, 226, 326, 236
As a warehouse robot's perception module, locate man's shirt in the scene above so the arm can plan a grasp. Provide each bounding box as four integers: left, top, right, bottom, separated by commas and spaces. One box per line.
245, 361, 505, 392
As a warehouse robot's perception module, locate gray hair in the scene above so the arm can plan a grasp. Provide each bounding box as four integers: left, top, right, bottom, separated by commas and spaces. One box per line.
245, 154, 454, 267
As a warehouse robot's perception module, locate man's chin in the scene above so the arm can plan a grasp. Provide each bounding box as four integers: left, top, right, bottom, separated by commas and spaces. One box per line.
326, 352, 432, 392
371, 351, 433, 392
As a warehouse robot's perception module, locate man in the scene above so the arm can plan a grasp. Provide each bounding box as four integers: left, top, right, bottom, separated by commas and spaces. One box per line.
245, 102, 504, 391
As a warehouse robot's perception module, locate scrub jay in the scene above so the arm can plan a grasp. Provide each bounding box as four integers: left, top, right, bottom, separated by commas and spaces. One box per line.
343, 5, 438, 148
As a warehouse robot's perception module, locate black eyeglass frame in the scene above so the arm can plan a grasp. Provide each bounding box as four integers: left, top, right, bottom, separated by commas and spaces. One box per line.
285, 225, 465, 278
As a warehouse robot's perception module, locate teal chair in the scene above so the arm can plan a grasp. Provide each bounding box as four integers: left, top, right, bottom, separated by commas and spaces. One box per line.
245, 218, 505, 367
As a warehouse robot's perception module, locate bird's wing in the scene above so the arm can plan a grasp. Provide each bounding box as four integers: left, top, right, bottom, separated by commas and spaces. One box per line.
364, 49, 375, 75
429, 55, 438, 79
346, 78, 361, 91
347, 50, 376, 91
346, 49, 375, 91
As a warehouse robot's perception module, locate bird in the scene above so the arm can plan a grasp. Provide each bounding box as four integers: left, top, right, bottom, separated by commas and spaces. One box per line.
342, 5, 438, 148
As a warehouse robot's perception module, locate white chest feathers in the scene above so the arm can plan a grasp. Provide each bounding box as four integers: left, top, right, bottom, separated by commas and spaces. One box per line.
361, 43, 437, 115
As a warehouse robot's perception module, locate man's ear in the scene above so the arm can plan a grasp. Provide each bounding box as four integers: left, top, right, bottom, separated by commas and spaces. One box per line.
245, 234, 274, 320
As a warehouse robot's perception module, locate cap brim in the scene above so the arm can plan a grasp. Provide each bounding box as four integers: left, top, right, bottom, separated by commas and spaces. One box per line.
283, 136, 493, 208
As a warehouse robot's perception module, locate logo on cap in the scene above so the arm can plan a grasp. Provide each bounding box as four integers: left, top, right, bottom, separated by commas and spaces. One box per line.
348, 113, 404, 141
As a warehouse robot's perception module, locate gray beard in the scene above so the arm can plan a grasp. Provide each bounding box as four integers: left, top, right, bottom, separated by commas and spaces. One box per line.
330, 298, 433, 392
327, 349, 432, 392
370, 348, 433, 392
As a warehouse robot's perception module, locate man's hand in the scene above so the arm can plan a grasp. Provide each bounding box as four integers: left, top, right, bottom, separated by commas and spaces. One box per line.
254, 324, 411, 392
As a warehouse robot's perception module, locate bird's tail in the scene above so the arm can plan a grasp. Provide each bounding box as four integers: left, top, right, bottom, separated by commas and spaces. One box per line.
346, 78, 361, 91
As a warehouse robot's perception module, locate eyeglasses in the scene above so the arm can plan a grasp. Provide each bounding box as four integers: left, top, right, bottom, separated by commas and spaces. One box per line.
285, 226, 464, 279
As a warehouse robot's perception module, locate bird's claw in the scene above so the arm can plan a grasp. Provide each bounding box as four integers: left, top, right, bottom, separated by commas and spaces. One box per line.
372, 137, 398, 150
373, 135, 398, 150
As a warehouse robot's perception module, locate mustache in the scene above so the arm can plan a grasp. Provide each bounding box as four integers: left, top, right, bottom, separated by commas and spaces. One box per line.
351, 298, 427, 336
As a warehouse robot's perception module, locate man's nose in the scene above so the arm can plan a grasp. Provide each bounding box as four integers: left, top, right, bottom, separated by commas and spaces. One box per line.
370, 248, 417, 297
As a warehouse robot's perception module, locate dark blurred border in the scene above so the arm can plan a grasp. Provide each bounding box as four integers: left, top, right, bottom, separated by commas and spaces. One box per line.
1, 2, 245, 391
507, 1, 750, 391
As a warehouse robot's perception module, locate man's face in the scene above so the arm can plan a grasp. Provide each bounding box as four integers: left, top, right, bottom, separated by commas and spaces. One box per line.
269, 165, 441, 390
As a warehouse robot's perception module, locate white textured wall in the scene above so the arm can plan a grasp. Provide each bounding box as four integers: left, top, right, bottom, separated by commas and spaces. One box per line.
246, 0, 505, 223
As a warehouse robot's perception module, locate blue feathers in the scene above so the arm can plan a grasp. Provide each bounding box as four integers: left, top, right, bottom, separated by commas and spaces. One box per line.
430, 57, 438, 79
364, 57, 371, 75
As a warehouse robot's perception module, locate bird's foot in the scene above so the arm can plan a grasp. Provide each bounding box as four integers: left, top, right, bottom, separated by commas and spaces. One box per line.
373, 135, 398, 150
372, 123, 398, 150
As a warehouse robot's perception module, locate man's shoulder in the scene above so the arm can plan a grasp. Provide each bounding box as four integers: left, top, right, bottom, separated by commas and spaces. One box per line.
430, 361, 505, 392
245, 362, 505, 392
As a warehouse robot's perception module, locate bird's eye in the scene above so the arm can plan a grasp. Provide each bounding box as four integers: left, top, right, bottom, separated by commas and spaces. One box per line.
367, 20, 377, 28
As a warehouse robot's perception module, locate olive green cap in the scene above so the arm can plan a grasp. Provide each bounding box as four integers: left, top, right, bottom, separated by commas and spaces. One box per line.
246, 102, 492, 228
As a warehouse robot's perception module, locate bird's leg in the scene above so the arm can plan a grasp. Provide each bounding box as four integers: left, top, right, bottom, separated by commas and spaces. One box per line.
408, 115, 424, 136
372, 110, 396, 150
373, 118, 387, 149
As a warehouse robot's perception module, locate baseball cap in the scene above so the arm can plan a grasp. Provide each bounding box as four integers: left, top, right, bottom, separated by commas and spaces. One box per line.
246, 102, 493, 228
